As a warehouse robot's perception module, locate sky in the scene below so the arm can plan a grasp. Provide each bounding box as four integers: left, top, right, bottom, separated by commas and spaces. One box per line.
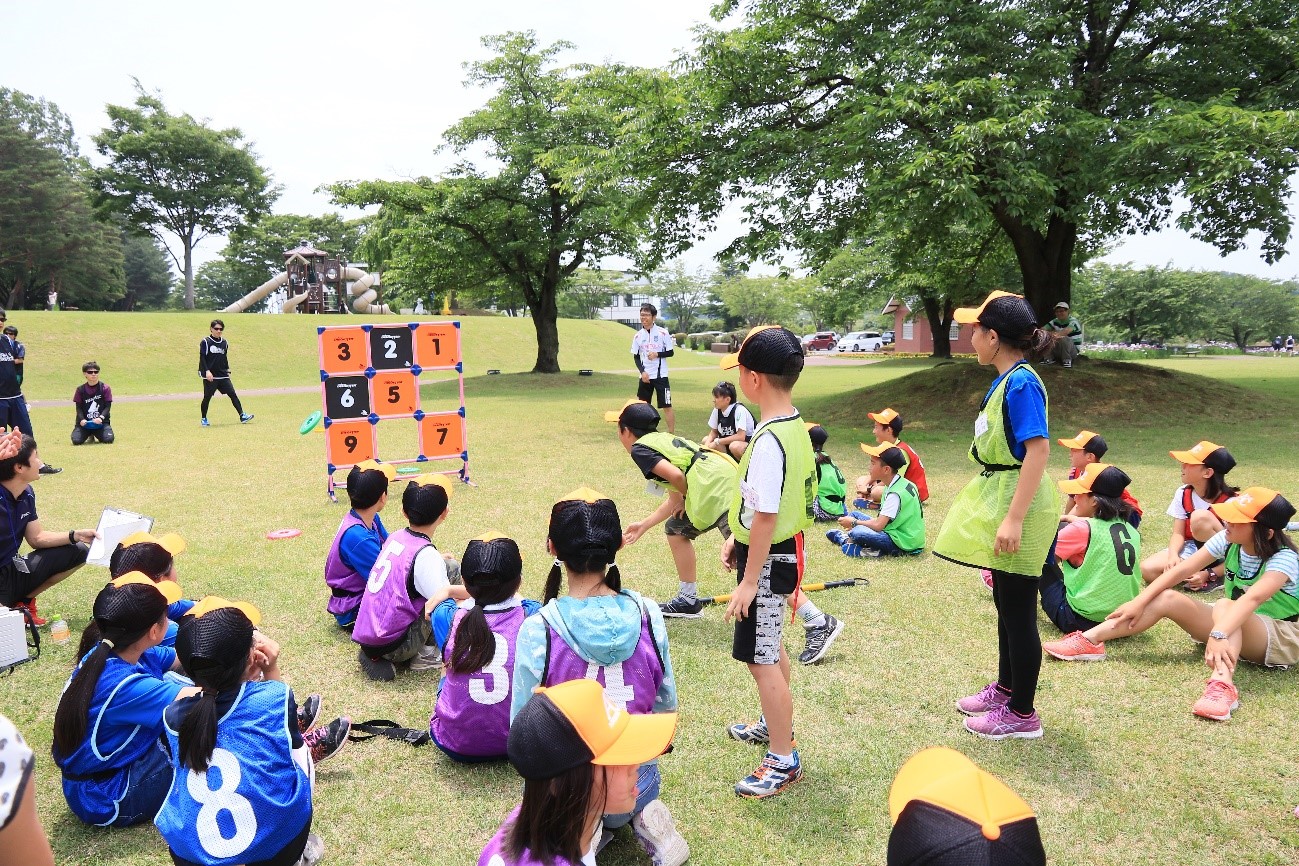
6, 0, 1298, 282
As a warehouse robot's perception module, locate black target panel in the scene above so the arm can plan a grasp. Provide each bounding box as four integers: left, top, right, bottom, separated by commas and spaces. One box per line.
325, 375, 371, 419
368, 327, 413, 370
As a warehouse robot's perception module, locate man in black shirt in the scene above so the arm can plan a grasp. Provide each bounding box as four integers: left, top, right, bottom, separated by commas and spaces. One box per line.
198, 319, 253, 427
0, 321, 59, 474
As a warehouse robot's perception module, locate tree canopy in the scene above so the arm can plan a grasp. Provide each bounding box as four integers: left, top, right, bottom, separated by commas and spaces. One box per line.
92, 86, 277, 309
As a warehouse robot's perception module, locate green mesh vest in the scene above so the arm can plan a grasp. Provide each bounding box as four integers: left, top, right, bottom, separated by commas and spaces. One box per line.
1225, 544, 1299, 621
881, 474, 925, 553
816, 459, 847, 517
636, 432, 738, 532
1061, 518, 1143, 622
729, 416, 816, 545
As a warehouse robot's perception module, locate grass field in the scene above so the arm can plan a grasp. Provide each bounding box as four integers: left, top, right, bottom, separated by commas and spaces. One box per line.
4, 314, 1299, 865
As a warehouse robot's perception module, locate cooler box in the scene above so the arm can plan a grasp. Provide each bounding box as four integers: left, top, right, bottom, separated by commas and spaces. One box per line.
0, 606, 28, 669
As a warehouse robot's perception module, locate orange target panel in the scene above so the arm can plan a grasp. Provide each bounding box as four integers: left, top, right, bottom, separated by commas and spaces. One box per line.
414, 322, 461, 369
320, 327, 368, 375
371, 371, 419, 417
419, 412, 466, 460
326, 420, 376, 466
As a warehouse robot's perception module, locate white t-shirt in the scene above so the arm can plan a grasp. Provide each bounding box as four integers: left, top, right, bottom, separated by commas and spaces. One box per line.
880, 486, 902, 521
631, 326, 673, 379
741, 418, 793, 515
412, 545, 451, 600
1203, 531, 1299, 591
1166, 485, 1214, 520
707, 404, 755, 438
0, 713, 33, 831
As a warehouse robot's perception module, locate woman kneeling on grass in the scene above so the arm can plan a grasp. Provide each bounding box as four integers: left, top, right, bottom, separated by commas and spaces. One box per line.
1043, 487, 1298, 722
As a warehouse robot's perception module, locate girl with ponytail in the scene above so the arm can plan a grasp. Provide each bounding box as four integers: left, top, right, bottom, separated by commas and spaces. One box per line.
155, 598, 347, 866
94, 531, 195, 650
429, 534, 541, 762
510, 488, 688, 862
53, 575, 194, 827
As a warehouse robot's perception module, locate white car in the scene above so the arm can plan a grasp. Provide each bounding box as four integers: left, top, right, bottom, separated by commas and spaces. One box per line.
836, 331, 886, 353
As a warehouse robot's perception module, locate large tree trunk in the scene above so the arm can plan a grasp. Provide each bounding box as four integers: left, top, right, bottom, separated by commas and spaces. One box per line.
183, 240, 195, 310
530, 287, 561, 373
920, 295, 953, 359
7, 272, 24, 310
994, 208, 1078, 322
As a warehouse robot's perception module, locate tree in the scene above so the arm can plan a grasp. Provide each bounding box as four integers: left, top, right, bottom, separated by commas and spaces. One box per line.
331, 34, 657, 372
653, 263, 714, 333
1072, 263, 1211, 344
92, 86, 277, 309
716, 274, 798, 328
218, 213, 368, 300
1196, 272, 1297, 349
118, 232, 173, 310
652, 0, 1299, 320
193, 260, 251, 311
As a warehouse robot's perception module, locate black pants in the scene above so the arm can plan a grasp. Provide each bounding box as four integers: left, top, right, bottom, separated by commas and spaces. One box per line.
991, 570, 1042, 715
71, 424, 114, 445
201, 378, 244, 418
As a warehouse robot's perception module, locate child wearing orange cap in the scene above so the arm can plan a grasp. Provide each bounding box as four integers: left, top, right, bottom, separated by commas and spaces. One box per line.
1044, 488, 1298, 721
1056, 430, 1142, 528
866, 407, 928, 502
1139, 441, 1238, 590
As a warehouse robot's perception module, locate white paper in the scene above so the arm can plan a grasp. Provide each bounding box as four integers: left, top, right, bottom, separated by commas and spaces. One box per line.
974, 412, 989, 438
86, 507, 155, 567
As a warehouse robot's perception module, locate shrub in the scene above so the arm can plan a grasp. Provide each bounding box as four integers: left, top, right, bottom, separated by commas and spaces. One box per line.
672, 332, 687, 347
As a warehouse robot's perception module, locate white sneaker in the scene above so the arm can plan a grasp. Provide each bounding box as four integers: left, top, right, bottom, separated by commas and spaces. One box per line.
632, 799, 689, 866
408, 645, 443, 673
296, 832, 325, 866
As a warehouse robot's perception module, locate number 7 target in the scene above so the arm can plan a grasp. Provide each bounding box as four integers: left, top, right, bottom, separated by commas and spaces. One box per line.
420, 412, 465, 460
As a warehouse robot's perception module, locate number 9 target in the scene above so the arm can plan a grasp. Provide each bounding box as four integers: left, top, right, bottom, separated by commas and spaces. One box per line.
327, 420, 375, 466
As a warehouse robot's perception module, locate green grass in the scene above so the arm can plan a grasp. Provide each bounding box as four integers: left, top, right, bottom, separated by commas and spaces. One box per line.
4, 318, 1299, 865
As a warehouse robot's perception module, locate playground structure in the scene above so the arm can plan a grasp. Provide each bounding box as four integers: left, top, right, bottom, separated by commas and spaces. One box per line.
222, 242, 392, 315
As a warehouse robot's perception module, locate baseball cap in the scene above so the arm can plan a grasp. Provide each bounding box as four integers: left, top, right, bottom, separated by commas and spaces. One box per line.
120, 531, 187, 557
1058, 463, 1130, 498
860, 442, 907, 471
186, 595, 263, 627
549, 487, 622, 562
111, 572, 183, 605
507, 679, 678, 781
720, 325, 805, 375
952, 291, 1038, 340
1056, 430, 1107, 458
805, 422, 828, 450
352, 459, 397, 481
952, 291, 1021, 325
1168, 441, 1236, 475
1210, 488, 1296, 531
406, 473, 454, 497
176, 605, 257, 678
462, 533, 524, 584
1053, 301, 1070, 310
604, 399, 661, 430
868, 408, 901, 426
888, 746, 1045, 866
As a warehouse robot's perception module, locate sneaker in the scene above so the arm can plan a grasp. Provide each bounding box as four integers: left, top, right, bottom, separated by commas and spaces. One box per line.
979, 568, 994, 590
955, 681, 1011, 716
358, 648, 396, 682
798, 614, 844, 665
200, 418, 210, 427
408, 645, 444, 673
1041, 358, 1055, 365
631, 799, 689, 866
1062, 361, 1072, 368
295, 832, 325, 866
304, 716, 351, 763
14, 599, 47, 627
825, 529, 846, 545
659, 594, 704, 618
38, 464, 61, 475
727, 716, 769, 745
841, 541, 879, 558
963, 704, 1043, 740
240, 413, 254, 423
1192, 679, 1239, 721
735, 751, 802, 799
1042, 631, 1106, 661
296, 693, 322, 734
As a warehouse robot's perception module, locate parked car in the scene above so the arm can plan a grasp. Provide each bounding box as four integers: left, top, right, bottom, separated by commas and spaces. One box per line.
836, 331, 886, 353
881, 330, 895, 344
802, 331, 839, 351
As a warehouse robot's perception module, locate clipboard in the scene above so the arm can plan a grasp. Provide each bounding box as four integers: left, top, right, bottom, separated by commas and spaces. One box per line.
87, 507, 155, 567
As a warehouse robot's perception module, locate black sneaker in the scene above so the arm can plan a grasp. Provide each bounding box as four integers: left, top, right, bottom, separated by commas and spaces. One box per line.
304, 716, 350, 764
38, 464, 62, 475
798, 614, 845, 665
659, 594, 704, 618
358, 648, 396, 681
297, 693, 322, 734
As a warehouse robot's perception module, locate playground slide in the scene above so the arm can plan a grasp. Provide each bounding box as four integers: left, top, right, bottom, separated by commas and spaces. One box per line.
222, 272, 288, 314
343, 266, 391, 314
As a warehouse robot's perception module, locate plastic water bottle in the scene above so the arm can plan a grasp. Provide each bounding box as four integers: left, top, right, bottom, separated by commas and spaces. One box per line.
50, 617, 70, 645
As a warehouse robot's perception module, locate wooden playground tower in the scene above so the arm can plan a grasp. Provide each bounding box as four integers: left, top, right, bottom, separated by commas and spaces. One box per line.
284, 242, 346, 314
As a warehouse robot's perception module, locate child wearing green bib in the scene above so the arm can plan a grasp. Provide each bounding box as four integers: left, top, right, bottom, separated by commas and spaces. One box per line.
934, 291, 1059, 741
828, 443, 925, 557
1043, 488, 1298, 722
807, 423, 848, 521
1039, 463, 1142, 634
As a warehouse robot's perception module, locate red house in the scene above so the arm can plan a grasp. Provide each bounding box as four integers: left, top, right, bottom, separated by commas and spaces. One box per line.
882, 296, 975, 355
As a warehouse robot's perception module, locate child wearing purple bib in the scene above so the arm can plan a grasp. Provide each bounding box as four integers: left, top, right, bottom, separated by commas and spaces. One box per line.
511, 489, 688, 866
430, 534, 541, 762
323, 460, 394, 628
480, 679, 679, 866
354, 474, 466, 681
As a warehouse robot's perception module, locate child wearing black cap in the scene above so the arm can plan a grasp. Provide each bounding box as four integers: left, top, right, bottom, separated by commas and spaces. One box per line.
480, 679, 680, 866
807, 423, 848, 521
933, 291, 1059, 740
322, 460, 393, 629
1045, 488, 1298, 722
828, 443, 925, 558
429, 534, 541, 762
608, 399, 738, 618
719, 325, 845, 798
511, 488, 687, 865
701, 381, 754, 459
1140, 440, 1238, 590
1056, 430, 1142, 528
156, 597, 350, 866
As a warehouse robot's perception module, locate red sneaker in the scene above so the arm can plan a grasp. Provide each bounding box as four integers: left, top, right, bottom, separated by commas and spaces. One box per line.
15, 599, 47, 627
1192, 680, 1239, 722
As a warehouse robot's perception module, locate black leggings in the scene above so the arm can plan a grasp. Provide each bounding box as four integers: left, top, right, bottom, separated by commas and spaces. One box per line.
991, 570, 1042, 715
201, 378, 244, 418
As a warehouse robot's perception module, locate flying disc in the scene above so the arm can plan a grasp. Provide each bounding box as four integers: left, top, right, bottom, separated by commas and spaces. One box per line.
396, 465, 423, 475
266, 528, 302, 540
299, 411, 322, 435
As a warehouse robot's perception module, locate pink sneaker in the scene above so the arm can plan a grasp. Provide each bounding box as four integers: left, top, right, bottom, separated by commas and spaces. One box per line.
1043, 631, 1106, 661
979, 569, 994, 590
963, 704, 1043, 740
955, 682, 1010, 716
1191, 679, 1239, 721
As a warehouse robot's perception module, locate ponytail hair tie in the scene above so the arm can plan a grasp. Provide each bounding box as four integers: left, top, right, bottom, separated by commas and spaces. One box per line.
100, 638, 115, 650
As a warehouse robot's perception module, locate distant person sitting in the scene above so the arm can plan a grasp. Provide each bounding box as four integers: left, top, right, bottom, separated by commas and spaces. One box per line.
3, 327, 24, 387
71, 361, 114, 445
1045, 302, 1082, 368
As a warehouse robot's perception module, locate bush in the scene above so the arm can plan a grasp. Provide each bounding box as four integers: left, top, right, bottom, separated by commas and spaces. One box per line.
672, 332, 687, 347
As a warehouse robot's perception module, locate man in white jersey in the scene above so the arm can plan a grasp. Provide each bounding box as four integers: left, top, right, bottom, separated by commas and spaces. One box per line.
631, 303, 676, 433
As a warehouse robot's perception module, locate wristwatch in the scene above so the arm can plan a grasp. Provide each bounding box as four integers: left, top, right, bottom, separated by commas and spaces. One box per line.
1208, 630, 1229, 641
